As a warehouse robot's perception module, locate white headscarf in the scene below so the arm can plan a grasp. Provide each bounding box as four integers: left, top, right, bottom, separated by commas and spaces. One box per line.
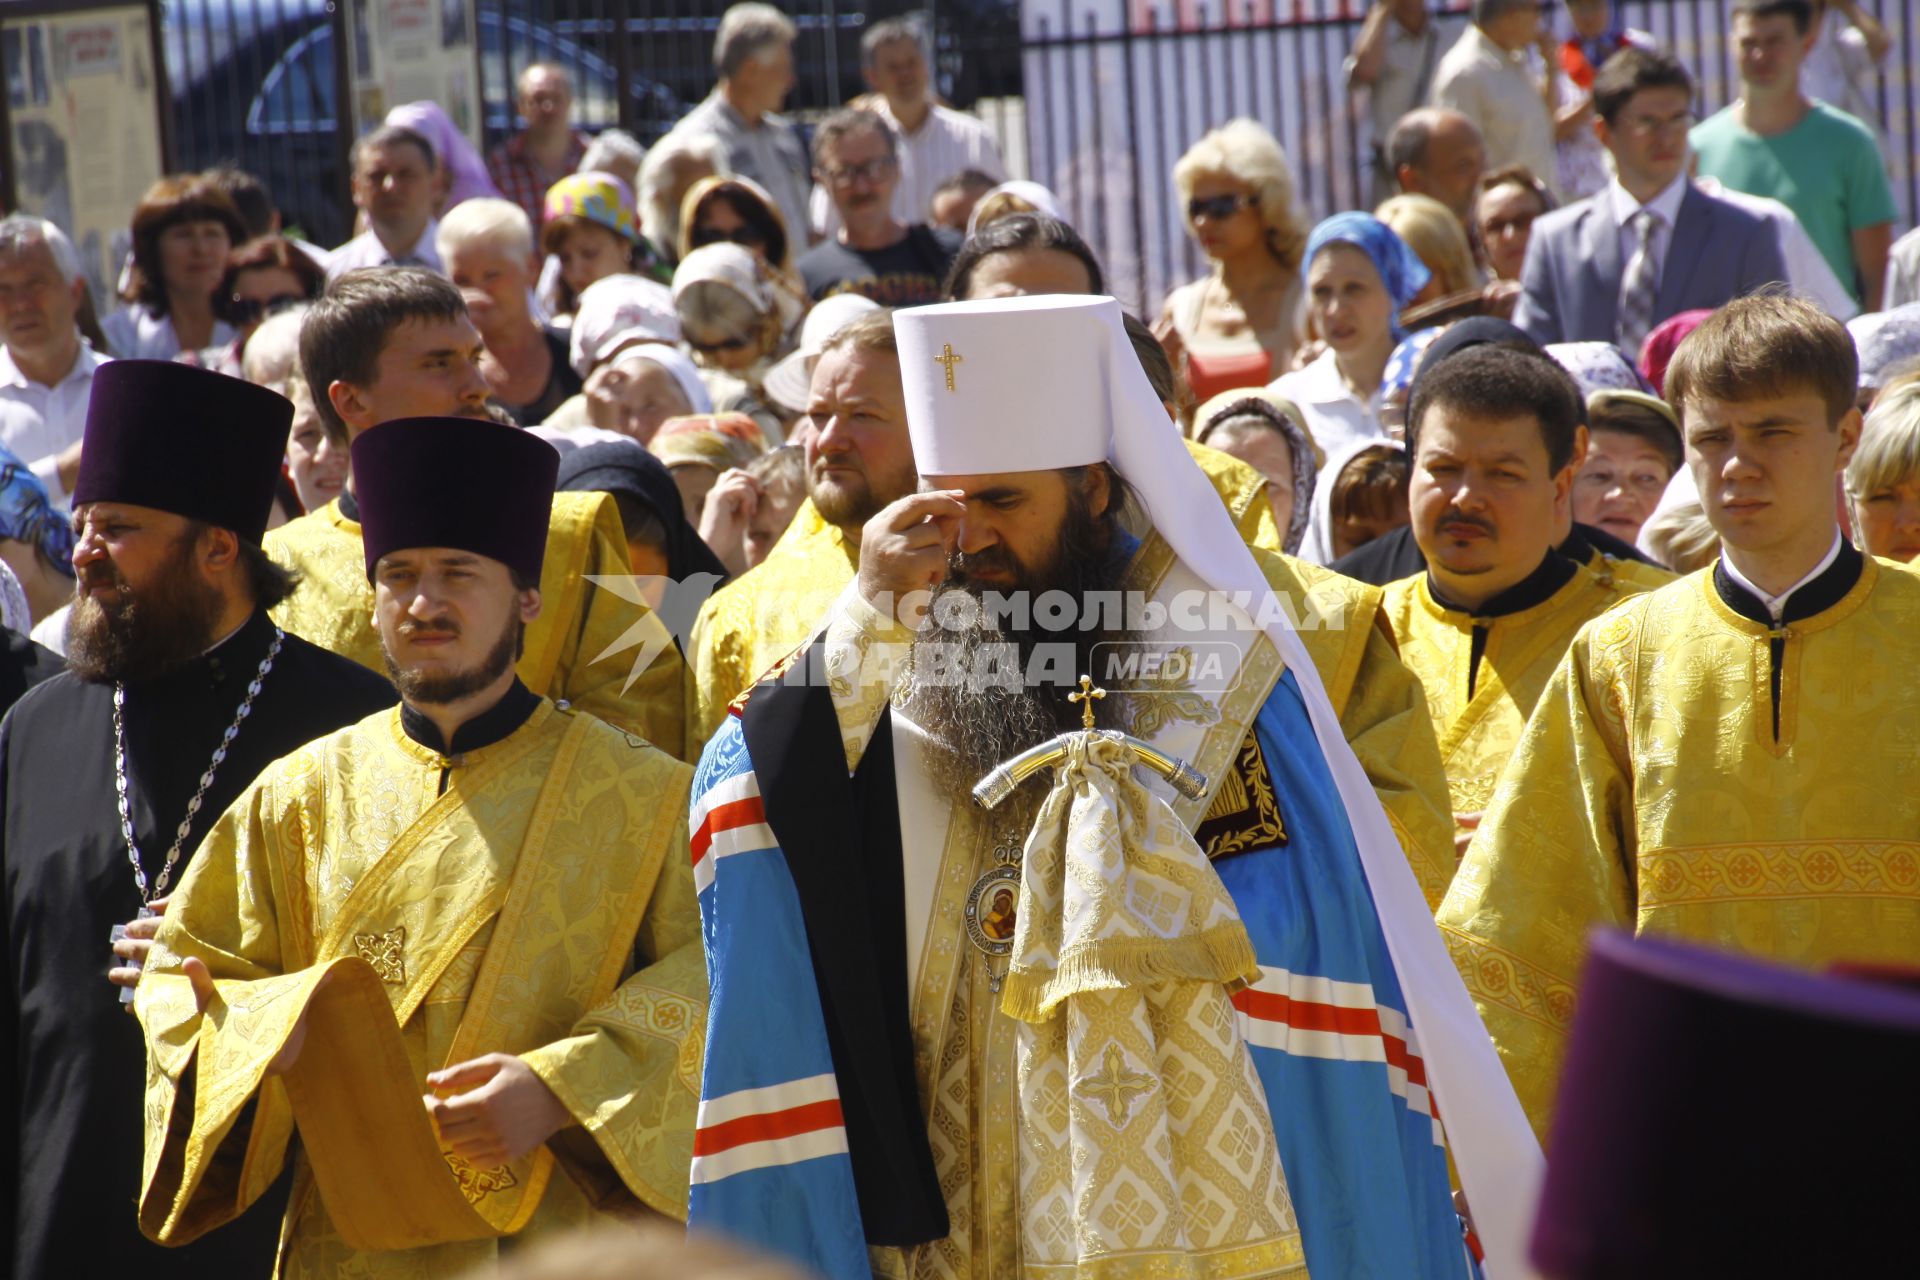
1298, 436, 1406, 567
569, 273, 680, 377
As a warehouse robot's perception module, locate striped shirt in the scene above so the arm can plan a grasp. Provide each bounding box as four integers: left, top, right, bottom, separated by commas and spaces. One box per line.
811, 100, 1006, 236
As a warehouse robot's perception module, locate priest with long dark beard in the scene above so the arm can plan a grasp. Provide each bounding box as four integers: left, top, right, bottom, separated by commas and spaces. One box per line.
687, 296, 1542, 1280
2, 360, 395, 1278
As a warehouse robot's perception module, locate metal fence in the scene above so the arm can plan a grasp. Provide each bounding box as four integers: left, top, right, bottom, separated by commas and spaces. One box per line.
1018, 0, 1919, 316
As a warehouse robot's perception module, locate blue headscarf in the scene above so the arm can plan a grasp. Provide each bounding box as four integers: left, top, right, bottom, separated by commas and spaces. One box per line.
1305, 212, 1432, 339
0, 447, 73, 579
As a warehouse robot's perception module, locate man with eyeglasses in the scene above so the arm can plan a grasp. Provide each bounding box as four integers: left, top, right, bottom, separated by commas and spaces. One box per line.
796, 109, 959, 306
1514, 47, 1785, 355
1691, 0, 1895, 312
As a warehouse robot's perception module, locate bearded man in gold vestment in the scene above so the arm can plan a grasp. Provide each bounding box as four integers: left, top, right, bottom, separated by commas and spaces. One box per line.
134, 418, 703, 1277
1383, 345, 1656, 860
267, 268, 687, 758
1441, 295, 1920, 1143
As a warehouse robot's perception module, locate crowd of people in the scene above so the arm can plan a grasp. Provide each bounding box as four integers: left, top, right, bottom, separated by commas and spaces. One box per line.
3, 0, 1918, 1276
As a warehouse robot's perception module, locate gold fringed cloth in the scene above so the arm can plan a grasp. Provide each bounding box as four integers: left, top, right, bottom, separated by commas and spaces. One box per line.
1001, 734, 1308, 1279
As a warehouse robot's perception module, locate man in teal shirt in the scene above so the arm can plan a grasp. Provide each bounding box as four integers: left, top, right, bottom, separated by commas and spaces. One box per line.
1690, 0, 1894, 309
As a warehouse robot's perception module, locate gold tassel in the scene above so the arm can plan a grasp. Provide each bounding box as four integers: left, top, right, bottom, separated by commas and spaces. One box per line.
999, 922, 1261, 1023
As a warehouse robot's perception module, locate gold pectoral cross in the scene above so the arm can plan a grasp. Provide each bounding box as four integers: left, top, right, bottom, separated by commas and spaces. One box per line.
934, 342, 963, 391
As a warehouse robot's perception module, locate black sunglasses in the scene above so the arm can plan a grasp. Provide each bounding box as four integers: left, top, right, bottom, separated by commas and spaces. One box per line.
1187, 193, 1251, 222
687, 334, 753, 354
691, 225, 768, 249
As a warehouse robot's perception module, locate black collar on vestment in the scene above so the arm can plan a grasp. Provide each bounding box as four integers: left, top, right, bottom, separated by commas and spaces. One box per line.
399, 678, 541, 755
1428, 549, 1580, 619
1712, 542, 1864, 628
739, 637, 949, 1246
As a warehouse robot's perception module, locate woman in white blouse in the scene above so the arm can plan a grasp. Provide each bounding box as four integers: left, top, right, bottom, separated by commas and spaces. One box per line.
102, 175, 245, 360
1269, 211, 1431, 457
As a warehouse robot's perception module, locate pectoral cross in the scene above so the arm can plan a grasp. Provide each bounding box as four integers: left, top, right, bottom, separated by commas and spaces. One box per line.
1067, 674, 1107, 730
933, 342, 963, 391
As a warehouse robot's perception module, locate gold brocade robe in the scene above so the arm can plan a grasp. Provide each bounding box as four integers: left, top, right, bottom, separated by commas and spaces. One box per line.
1584, 547, 1675, 594
1438, 559, 1920, 1142
133, 702, 706, 1278
267, 492, 688, 760
1381, 563, 1654, 825
811, 530, 1455, 1279
687, 442, 1289, 752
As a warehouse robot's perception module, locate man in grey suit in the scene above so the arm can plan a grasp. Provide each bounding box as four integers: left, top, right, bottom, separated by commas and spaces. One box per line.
1514, 47, 1787, 356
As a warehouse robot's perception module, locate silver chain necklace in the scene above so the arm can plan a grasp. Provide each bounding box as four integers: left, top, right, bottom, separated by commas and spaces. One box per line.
114, 626, 284, 918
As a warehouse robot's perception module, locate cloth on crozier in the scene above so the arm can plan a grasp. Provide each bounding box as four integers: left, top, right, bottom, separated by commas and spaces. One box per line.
1002, 732, 1305, 1276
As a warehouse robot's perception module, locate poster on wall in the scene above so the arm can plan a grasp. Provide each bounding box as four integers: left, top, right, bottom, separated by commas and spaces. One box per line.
2, 5, 165, 311
344, 0, 480, 147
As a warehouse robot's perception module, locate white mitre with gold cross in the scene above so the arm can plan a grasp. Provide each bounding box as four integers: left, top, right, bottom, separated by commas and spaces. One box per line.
891, 294, 1546, 1279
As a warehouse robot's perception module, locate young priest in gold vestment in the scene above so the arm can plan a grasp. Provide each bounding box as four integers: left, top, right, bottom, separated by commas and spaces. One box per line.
134, 418, 703, 1278
1440, 295, 1920, 1142
1382, 345, 1655, 857
266, 268, 688, 758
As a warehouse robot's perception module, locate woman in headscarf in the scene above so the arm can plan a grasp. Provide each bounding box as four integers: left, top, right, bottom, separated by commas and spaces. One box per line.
585, 345, 713, 446
1269, 211, 1430, 456
678, 175, 797, 279
555, 439, 730, 616
384, 101, 503, 213
964, 180, 1069, 237
1193, 388, 1321, 554
1298, 437, 1411, 566
542, 172, 663, 318
649, 412, 767, 529
671, 244, 805, 444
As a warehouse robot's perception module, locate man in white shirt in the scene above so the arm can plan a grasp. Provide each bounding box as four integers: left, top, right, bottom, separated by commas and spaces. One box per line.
1432, 0, 1558, 198
1514, 48, 1785, 353
810, 17, 1005, 237
327, 124, 445, 278
0, 215, 108, 507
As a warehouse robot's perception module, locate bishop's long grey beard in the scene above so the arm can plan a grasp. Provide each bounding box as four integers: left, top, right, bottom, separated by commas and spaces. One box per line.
902, 520, 1136, 801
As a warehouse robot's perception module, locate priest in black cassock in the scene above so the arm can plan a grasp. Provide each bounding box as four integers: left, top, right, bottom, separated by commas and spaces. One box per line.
1, 359, 395, 1278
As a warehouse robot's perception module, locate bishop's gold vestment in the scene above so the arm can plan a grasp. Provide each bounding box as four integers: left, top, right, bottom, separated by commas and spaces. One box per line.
795, 529, 1455, 1280
688, 441, 1290, 753
1439, 558, 1920, 1142
267, 492, 688, 759
1382, 561, 1654, 824
133, 701, 705, 1278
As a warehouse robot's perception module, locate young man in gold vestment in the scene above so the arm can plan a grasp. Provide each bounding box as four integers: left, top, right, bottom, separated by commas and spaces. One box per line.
133, 418, 704, 1277
1383, 345, 1656, 858
266, 268, 688, 758
1440, 295, 1920, 1142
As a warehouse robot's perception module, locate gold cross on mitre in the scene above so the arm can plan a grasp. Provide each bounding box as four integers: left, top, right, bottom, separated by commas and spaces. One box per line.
1067, 674, 1107, 730
933, 342, 964, 391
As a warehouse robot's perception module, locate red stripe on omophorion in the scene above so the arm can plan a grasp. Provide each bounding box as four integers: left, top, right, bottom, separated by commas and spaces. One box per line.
1232, 990, 1430, 1088
690, 795, 766, 867
693, 1098, 844, 1157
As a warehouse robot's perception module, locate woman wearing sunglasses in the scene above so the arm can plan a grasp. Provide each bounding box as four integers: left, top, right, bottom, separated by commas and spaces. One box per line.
671, 242, 806, 446
196, 234, 325, 376
677, 175, 796, 277
1155, 119, 1309, 406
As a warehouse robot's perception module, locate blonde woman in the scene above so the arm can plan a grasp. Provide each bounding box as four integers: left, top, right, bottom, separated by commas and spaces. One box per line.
1156, 119, 1309, 401
1845, 378, 1920, 562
